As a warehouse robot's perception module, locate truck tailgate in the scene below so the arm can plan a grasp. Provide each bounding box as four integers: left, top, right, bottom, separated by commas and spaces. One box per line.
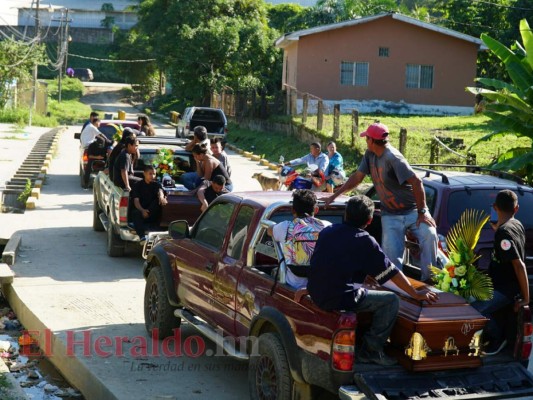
353, 362, 533, 399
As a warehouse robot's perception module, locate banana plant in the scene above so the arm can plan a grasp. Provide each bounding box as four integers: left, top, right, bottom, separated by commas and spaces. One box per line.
466, 19, 533, 183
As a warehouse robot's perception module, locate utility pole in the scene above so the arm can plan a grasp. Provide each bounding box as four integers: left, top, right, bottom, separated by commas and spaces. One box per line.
30, 0, 41, 126
55, 9, 71, 103
64, 9, 70, 76
57, 10, 63, 103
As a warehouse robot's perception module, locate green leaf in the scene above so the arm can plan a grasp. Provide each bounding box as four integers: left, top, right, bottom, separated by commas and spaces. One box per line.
475, 78, 520, 93
493, 148, 533, 171
521, 19, 533, 71
481, 33, 533, 90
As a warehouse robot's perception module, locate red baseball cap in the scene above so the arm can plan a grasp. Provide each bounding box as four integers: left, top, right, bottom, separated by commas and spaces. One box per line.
360, 123, 389, 140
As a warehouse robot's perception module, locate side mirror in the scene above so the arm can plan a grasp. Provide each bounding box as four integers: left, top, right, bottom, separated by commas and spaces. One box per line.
74, 132, 81, 140
168, 220, 190, 239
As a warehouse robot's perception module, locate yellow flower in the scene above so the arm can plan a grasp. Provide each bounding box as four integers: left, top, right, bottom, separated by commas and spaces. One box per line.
454, 265, 467, 277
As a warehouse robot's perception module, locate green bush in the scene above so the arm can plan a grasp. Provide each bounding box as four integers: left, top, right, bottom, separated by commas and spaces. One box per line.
47, 77, 85, 101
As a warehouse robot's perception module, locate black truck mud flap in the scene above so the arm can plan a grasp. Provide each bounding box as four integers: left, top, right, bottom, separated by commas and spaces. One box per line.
353, 362, 533, 399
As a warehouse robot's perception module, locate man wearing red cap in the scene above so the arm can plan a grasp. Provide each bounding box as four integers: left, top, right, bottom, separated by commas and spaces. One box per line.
325, 122, 438, 281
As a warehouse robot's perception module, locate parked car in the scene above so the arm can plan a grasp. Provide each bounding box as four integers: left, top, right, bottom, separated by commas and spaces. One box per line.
93, 136, 201, 257
175, 107, 227, 139
74, 120, 140, 188
142, 191, 533, 399
366, 165, 533, 299
73, 68, 94, 81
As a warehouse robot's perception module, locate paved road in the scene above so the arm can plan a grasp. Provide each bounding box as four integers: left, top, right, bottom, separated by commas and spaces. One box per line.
3, 84, 532, 400
4, 126, 273, 400
1, 85, 277, 400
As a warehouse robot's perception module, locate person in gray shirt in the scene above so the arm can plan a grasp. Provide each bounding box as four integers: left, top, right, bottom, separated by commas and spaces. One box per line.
325, 122, 438, 281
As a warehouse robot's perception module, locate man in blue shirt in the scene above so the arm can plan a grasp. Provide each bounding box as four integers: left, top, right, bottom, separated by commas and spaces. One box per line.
282, 142, 329, 191
308, 195, 438, 366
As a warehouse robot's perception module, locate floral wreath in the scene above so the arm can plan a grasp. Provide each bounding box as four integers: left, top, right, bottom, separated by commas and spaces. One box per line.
153, 148, 178, 179
431, 209, 493, 302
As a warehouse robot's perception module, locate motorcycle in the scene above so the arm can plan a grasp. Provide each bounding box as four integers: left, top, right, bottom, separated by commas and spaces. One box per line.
279, 164, 326, 191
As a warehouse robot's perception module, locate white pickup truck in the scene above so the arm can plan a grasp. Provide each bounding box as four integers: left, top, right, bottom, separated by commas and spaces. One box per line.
92, 137, 202, 256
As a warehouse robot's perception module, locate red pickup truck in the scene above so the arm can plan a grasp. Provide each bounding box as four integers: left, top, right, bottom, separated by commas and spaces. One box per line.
142, 191, 533, 399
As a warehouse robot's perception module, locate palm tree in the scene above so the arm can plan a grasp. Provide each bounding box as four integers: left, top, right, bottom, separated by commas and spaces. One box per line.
466, 19, 533, 184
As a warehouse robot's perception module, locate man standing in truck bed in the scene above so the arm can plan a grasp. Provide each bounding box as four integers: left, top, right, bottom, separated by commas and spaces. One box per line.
308, 195, 438, 366
325, 122, 438, 282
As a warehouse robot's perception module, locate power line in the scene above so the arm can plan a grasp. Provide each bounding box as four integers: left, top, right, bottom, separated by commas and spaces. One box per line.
470, 0, 533, 11
68, 53, 156, 63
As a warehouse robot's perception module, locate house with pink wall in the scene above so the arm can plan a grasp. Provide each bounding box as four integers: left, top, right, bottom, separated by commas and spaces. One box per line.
275, 12, 486, 116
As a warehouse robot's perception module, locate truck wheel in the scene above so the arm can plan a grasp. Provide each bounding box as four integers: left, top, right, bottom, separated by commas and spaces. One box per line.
93, 191, 104, 232
249, 333, 293, 400
80, 166, 86, 188
144, 266, 180, 338
107, 224, 125, 257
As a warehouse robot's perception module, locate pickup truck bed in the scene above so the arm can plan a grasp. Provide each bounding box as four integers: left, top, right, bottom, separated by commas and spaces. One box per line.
142, 191, 533, 399
92, 137, 202, 257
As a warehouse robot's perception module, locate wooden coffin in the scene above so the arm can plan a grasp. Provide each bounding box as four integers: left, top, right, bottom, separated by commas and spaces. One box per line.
383, 279, 488, 372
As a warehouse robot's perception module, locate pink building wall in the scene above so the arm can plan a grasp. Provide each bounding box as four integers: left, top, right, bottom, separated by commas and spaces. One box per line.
287, 16, 479, 107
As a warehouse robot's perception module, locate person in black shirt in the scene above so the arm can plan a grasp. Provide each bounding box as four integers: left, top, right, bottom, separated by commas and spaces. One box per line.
107, 127, 138, 180
308, 195, 438, 366
200, 175, 229, 210
472, 190, 529, 353
113, 136, 141, 191
130, 165, 168, 242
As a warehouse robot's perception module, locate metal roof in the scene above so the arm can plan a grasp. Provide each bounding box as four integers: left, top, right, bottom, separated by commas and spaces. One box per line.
275, 12, 487, 50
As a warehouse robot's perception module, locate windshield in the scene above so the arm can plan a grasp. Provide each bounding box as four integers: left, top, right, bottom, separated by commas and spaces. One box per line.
447, 189, 533, 229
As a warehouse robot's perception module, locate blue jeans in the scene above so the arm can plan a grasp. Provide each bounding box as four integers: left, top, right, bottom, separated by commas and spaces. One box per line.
381, 209, 438, 281
350, 290, 399, 352
181, 172, 202, 190
471, 290, 512, 341
181, 172, 233, 192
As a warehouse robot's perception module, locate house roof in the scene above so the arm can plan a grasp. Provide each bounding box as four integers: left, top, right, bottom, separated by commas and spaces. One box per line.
275, 12, 487, 50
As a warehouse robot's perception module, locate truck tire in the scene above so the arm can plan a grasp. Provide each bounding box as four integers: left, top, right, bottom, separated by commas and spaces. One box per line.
144, 266, 181, 338
93, 191, 104, 232
107, 224, 125, 257
80, 166, 86, 188
249, 333, 293, 400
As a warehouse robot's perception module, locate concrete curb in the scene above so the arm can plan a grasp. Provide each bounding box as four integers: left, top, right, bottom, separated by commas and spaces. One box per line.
2, 284, 118, 400
0, 263, 15, 284
1, 235, 21, 266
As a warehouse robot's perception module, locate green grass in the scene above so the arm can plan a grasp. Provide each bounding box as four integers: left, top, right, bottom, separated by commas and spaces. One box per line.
0, 78, 90, 127
228, 113, 532, 176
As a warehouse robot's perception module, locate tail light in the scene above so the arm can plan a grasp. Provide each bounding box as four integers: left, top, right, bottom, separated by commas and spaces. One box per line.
82, 150, 89, 164
332, 329, 355, 371
119, 196, 129, 223
331, 314, 357, 372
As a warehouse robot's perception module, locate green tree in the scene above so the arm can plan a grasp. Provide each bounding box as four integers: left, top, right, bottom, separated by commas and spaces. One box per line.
466, 19, 533, 183
101, 3, 115, 29
136, 0, 281, 105
267, 3, 307, 34
0, 39, 47, 108
431, 0, 523, 80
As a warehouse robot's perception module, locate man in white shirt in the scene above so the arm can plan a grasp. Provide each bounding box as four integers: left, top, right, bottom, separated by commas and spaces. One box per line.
80, 118, 112, 187
80, 118, 109, 149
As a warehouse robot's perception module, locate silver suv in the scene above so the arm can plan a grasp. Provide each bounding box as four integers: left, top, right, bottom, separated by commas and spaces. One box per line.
175, 107, 227, 139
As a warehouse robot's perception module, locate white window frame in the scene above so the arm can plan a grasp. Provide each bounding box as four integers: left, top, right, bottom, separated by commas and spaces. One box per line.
406, 64, 434, 89
340, 61, 369, 87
